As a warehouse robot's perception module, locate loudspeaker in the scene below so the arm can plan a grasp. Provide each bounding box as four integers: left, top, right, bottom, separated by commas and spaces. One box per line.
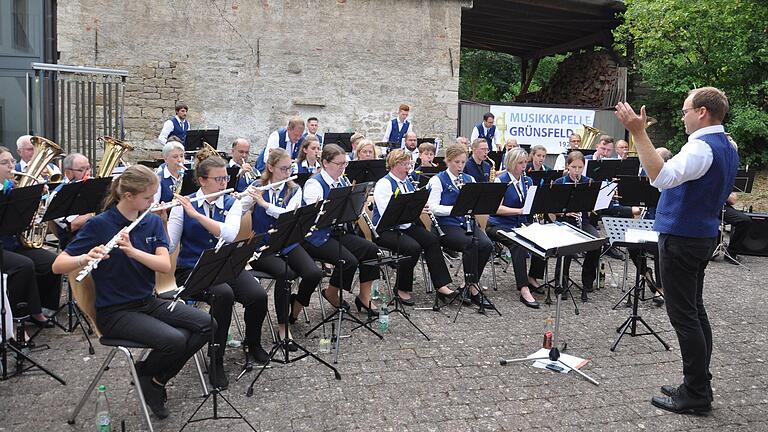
729, 213, 768, 256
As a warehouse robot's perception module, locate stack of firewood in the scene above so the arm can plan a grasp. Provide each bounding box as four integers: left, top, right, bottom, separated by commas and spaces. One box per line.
532, 50, 619, 107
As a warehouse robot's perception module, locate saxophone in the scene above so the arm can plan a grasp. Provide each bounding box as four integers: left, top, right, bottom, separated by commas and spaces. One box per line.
18, 136, 64, 248
487, 156, 496, 182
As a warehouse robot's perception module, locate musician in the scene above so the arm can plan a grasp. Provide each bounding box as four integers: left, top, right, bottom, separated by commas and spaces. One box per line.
525, 144, 550, 173
153, 138, 186, 204
293, 136, 322, 174
723, 192, 752, 264
615, 87, 737, 414
402, 131, 420, 163
15, 135, 61, 179
302, 144, 380, 316
244, 149, 323, 342
498, 137, 519, 170
49, 153, 94, 246
158, 102, 190, 145
456, 136, 469, 153
372, 150, 456, 305
354, 139, 377, 161
427, 143, 493, 308
382, 104, 411, 146
470, 112, 498, 148
168, 157, 269, 387
553, 133, 582, 171
615, 139, 630, 160
463, 138, 491, 183
415, 142, 437, 169
585, 135, 614, 160
553, 151, 600, 297
302, 117, 324, 145
258, 118, 306, 171
0, 146, 61, 328
348, 132, 365, 161
230, 138, 259, 193
53, 165, 212, 419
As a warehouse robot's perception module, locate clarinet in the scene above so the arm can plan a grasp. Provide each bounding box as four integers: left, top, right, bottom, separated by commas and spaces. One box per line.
454, 175, 472, 234
342, 175, 380, 239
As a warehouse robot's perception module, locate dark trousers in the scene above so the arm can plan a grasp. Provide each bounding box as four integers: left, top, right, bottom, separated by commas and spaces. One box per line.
440, 224, 493, 284
2, 247, 61, 315
486, 224, 536, 290
554, 221, 600, 289
724, 205, 752, 254
176, 268, 267, 351
658, 234, 717, 400
375, 224, 452, 292
250, 246, 323, 324
303, 233, 379, 291
96, 297, 213, 383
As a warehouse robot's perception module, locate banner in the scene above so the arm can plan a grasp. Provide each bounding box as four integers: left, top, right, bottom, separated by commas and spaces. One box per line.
490, 105, 595, 154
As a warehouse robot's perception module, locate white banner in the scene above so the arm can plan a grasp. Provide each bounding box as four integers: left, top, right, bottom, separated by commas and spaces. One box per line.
491, 105, 596, 154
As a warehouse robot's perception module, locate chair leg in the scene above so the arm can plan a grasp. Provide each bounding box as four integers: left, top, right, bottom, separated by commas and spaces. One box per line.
490, 253, 498, 291
121, 347, 154, 432
68, 347, 118, 425
420, 254, 433, 294
193, 349, 209, 396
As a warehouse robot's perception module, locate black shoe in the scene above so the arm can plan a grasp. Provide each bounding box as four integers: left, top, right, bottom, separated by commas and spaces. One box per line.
661, 384, 714, 402
583, 284, 595, 293
283, 339, 299, 352
354, 296, 379, 318
455, 286, 473, 305
394, 291, 415, 306
651, 393, 712, 414
321, 289, 350, 311
138, 375, 170, 419
519, 294, 540, 309
444, 249, 460, 260
436, 290, 456, 304
653, 296, 665, 307
28, 316, 54, 328
245, 346, 270, 370
471, 293, 493, 309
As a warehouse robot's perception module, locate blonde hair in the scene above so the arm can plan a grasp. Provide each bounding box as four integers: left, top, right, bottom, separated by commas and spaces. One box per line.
354, 139, 376, 160
444, 143, 467, 161
386, 149, 411, 170
261, 148, 297, 194
504, 148, 528, 170
566, 151, 585, 166
102, 165, 159, 210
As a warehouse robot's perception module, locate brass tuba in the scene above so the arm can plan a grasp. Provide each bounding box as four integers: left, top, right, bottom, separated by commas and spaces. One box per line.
579, 125, 602, 150
96, 136, 134, 178
628, 117, 657, 156
194, 141, 220, 166
19, 136, 64, 248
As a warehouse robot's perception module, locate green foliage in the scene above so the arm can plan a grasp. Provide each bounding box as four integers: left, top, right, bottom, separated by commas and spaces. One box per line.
614, 0, 768, 163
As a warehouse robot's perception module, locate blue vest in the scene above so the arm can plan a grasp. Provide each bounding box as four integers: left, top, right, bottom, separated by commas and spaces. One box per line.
170, 117, 189, 143
488, 172, 532, 229
433, 171, 472, 227
177, 193, 236, 269
297, 161, 320, 174
156, 163, 180, 203
464, 158, 491, 183
251, 185, 299, 254
304, 173, 335, 247
256, 128, 304, 172
476, 124, 496, 147
372, 176, 415, 226
388, 119, 410, 144
655, 133, 738, 237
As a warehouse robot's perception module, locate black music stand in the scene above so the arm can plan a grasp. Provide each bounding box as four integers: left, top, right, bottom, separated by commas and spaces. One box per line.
711, 168, 756, 264
615, 176, 660, 208
585, 159, 641, 182
445, 182, 508, 322
0, 184, 65, 385
413, 166, 441, 188
304, 183, 383, 364
172, 237, 260, 432
527, 170, 562, 187
324, 133, 353, 153
185, 129, 220, 151
487, 151, 504, 170
734, 168, 755, 193
179, 168, 199, 196
225, 167, 242, 191
498, 223, 605, 385
373, 188, 430, 340
43, 177, 111, 351
345, 159, 387, 185
244, 203, 341, 395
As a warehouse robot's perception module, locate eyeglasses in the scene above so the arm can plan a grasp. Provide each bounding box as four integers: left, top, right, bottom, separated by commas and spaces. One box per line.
681, 107, 700, 116
69, 166, 91, 173
275, 166, 292, 173
328, 160, 348, 168
203, 175, 231, 183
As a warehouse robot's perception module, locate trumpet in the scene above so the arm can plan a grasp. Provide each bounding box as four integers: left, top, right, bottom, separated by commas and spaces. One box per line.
233, 176, 297, 198
238, 157, 259, 183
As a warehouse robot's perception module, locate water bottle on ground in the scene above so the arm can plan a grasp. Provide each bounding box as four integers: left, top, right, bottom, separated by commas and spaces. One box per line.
598, 262, 606, 289
543, 318, 554, 349
95, 385, 111, 432
371, 281, 381, 301
378, 303, 389, 333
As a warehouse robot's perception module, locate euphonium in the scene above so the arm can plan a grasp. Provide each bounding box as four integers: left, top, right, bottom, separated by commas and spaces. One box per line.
579, 125, 602, 150
194, 141, 220, 166
96, 136, 134, 178
19, 136, 64, 248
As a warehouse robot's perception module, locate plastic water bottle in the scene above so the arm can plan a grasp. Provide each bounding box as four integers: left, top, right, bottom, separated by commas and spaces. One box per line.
95, 385, 111, 432
543, 318, 554, 349
598, 262, 606, 289
371, 281, 381, 301
378, 303, 389, 333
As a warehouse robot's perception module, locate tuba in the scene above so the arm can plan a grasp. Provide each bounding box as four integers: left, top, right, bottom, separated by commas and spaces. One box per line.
194, 141, 220, 166
579, 125, 602, 150
19, 136, 64, 248
627, 117, 657, 156
96, 136, 134, 178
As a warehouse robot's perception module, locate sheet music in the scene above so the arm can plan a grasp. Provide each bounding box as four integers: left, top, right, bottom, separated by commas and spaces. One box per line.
625, 228, 658, 243
594, 181, 617, 211
513, 222, 591, 251
522, 185, 537, 215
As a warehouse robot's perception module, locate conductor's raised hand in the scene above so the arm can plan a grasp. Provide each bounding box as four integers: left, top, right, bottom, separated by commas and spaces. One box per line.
614, 102, 648, 135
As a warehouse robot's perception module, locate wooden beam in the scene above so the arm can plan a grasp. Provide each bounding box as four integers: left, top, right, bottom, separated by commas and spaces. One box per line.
525, 30, 612, 59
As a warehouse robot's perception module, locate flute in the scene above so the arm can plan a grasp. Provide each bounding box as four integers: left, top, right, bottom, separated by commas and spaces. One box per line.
233, 176, 297, 198
76, 189, 233, 281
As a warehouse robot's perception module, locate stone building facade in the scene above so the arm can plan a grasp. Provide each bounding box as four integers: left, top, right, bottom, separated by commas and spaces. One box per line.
57, 0, 464, 159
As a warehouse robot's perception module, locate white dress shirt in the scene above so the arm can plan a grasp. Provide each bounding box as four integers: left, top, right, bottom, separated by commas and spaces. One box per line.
303, 170, 339, 205
651, 125, 726, 190
426, 170, 475, 217
470, 125, 498, 147
158, 115, 189, 144
167, 188, 243, 253
292, 160, 321, 174
18, 159, 62, 177
553, 153, 567, 171
373, 173, 414, 229
263, 129, 300, 166
382, 118, 411, 145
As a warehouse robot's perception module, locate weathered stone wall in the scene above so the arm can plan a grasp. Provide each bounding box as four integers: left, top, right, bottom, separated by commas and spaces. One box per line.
57, 0, 463, 160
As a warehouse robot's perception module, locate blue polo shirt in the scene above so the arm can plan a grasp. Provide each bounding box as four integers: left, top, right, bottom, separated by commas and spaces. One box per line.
65, 205, 169, 309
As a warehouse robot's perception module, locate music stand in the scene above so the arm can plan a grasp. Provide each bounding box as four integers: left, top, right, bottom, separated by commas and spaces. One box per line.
487, 151, 504, 170
615, 176, 660, 208
433, 156, 446, 169
244, 203, 341, 395
345, 159, 387, 185
43, 177, 111, 350
445, 182, 508, 322
568, 148, 597, 157
179, 169, 199, 196
0, 184, 65, 385
137, 160, 163, 169
734, 168, 755, 193
413, 166, 441, 188
292, 172, 312, 188
527, 170, 562, 187
304, 183, 383, 364
498, 223, 605, 385
323, 133, 353, 153
226, 167, 242, 191
185, 129, 220, 151
171, 237, 260, 432
585, 159, 640, 182
374, 188, 431, 340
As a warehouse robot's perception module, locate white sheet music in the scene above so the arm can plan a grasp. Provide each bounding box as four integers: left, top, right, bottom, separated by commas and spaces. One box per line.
514, 222, 592, 251
594, 181, 617, 211
625, 228, 659, 243
522, 185, 537, 215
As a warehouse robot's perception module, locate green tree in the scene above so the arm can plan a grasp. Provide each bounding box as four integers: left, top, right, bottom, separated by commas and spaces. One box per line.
614, 0, 768, 165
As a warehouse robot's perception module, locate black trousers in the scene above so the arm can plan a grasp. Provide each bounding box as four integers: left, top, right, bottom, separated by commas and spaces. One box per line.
724, 205, 752, 254
97, 297, 213, 383
1, 247, 61, 316
486, 224, 538, 290
658, 234, 717, 400
250, 246, 323, 324
554, 221, 600, 290
440, 224, 493, 284
303, 233, 379, 291
176, 268, 267, 352
374, 224, 452, 292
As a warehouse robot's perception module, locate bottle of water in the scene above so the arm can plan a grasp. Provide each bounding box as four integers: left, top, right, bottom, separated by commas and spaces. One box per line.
378, 303, 389, 333
95, 385, 111, 432
371, 281, 381, 301
598, 262, 606, 289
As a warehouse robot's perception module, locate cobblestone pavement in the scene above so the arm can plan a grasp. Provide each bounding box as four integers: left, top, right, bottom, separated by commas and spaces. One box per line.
1, 251, 767, 432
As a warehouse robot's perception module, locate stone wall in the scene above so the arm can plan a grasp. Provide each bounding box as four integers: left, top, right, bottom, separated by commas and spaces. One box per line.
57, 0, 464, 160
